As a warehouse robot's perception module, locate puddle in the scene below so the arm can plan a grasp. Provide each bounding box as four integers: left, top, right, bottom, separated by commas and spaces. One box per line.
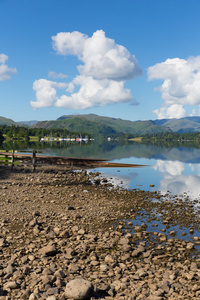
124, 212, 200, 251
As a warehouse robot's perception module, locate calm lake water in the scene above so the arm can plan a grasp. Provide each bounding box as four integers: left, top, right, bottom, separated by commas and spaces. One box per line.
2, 139, 200, 248
4, 139, 200, 200
32, 140, 200, 201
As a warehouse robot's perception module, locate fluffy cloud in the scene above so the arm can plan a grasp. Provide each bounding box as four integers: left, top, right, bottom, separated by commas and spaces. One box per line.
55, 76, 134, 109
31, 76, 134, 110
31, 30, 142, 109
30, 79, 67, 109
52, 30, 142, 81
0, 53, 17, 81
153, 104, 186, 119
148, 56, 200, 118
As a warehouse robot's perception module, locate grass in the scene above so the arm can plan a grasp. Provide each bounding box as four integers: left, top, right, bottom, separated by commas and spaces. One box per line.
29, 136, 39, 141
128, 137, 143, 142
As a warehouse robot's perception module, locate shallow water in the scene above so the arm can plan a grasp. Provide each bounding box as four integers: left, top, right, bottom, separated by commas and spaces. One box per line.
6, 140, 200, 248
7, 140, 200, 200
125, 213, 200, 252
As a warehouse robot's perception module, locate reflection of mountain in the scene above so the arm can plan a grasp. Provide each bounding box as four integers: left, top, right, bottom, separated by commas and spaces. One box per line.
30, 141, 200, 164
4, 140, 200, 164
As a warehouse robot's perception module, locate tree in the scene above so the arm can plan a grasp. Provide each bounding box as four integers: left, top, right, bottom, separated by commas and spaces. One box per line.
0, 129, 4, 141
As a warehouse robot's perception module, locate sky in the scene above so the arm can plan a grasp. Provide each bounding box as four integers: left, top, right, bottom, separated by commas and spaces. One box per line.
1, 0, 200, 122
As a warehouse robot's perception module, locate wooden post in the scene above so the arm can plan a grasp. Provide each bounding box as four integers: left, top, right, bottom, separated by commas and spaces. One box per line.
11, 150, 14, 170
33, 150, 36, 172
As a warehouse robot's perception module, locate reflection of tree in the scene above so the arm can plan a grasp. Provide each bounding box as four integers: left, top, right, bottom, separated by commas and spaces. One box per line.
2, 140, 200, 164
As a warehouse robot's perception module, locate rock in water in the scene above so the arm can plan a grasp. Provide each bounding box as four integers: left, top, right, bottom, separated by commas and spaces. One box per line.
65, 278, 93, 299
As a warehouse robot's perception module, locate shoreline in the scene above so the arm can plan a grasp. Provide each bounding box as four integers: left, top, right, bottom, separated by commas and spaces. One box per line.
0, 163, 200, 299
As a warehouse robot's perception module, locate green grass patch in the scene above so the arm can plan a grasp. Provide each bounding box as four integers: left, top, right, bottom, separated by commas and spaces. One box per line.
128, 137, 142, 142
29, 136, 39, 141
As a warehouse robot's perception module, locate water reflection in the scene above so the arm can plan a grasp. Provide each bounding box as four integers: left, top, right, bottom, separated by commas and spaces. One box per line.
2, 139, 200, 198
153, 160, 185, 176
153, 160, 200, 200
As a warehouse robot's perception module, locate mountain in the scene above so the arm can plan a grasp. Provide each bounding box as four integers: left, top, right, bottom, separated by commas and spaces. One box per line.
18, 120, 39, 127
3, 114, 200, 137
32, 114, 170, 137
32, 117, 118, 138
58, 114, 169, 134
0, 117, 39, 127
153, 116, 200, 133
0, 116, 16, 126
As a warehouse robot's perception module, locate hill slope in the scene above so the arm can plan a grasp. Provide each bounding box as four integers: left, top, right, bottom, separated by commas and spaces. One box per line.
153, 116, 200, 133
32, 117, 118, 138
3, 114, 200, 136
0, 116, 16, 126
56, 114, 170, 136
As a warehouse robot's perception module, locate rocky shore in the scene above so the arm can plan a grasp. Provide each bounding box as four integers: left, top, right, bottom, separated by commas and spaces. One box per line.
0, 163, 200, 299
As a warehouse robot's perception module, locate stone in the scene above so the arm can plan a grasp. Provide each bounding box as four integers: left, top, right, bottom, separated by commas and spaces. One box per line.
47, 287, 60, 295
39, 244, 57, 256
0, 238, 6, 247
186, 242, 194, 250
46, 297, 57, 300
4, 281, 18, 289
65, 278, 94, 299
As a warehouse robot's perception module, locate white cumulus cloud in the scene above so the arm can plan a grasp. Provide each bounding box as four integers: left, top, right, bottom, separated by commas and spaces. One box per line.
30, 79, 67, 109
153, 104, 186, 119
31, 30, 142, 110
52, 30, 142, 81
55, 75, 134, 109
0, 53, 17, 81
148, 56, 200, 119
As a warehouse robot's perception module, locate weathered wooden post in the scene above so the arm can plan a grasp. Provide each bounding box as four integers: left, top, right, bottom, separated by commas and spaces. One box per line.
32, 150, 36, 172
11, 150, 14, 170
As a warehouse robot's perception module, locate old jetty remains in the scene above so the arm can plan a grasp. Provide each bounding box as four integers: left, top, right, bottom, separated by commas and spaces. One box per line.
0, 150, 146, 171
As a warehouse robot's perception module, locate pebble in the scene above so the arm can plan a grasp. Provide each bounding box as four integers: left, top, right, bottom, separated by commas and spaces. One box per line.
0, 165, 199, 299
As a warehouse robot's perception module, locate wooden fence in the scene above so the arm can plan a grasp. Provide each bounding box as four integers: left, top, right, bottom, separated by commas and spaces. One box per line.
0, 150, 21, 170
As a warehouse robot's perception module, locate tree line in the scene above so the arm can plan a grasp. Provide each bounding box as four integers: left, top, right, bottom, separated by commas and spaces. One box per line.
0, 125, 92, 141
141, 131, 200, 148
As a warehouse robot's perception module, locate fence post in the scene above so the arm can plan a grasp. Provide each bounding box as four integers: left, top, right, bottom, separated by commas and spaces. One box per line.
33, 150, 36, 172
11, 150, 14, 170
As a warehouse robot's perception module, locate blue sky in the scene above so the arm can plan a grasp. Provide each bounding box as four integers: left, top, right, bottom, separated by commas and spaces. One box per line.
1, 0, 200, 122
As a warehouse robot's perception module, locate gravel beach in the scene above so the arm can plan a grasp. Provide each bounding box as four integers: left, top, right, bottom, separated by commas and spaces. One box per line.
0, 162, 200, 299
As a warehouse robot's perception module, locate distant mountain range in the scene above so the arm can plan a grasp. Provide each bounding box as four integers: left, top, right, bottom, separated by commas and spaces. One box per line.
0, 117, 38, 127
2, 114, 200, 137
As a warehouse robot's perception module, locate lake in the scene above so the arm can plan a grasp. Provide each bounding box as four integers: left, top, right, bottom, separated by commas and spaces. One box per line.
2, 139, 200, 248
3, 139, 200, 200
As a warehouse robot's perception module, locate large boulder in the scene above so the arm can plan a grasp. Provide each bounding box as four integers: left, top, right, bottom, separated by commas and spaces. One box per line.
65, 278, 93, 299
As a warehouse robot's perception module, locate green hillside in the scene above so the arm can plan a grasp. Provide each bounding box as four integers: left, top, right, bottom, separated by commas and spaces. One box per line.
161, 118, 200, 133
57, 114, 170, 135
4, 113, 200, 136
0, 116, 16, 126
32, 117, 117, 138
